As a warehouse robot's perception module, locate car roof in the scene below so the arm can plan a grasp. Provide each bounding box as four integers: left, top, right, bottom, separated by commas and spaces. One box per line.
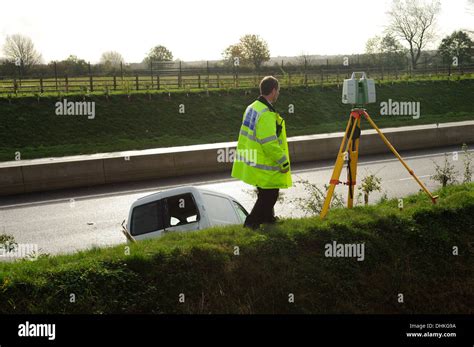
132, 186, 237, 208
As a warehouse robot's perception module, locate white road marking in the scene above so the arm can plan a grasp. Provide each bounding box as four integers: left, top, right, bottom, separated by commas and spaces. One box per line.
399, 174, 432, 181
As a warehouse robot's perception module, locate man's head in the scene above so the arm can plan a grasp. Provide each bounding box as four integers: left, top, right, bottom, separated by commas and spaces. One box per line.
259, 76, 280, 103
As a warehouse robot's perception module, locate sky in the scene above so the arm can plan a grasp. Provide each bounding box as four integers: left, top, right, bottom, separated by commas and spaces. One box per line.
0, 0, 472, 64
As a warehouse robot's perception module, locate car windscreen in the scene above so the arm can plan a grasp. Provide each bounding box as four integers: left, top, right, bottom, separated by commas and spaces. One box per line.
130, 200, 164, 236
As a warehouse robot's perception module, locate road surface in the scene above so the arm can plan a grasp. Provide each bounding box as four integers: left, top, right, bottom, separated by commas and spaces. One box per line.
0, 145, 471, 255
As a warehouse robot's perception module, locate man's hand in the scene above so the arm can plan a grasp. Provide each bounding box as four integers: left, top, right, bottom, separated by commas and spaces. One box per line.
280, 167, 289, 173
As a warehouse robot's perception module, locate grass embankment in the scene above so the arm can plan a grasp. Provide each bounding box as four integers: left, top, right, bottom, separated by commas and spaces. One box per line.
0, 78, 473, 162
0, 183, 472, 314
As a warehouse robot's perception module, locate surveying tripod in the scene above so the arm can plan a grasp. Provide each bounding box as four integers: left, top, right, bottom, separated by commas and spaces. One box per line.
320, 108, 438, 219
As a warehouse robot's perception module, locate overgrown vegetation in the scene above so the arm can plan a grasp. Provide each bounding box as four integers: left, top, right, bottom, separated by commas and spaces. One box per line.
0, 234, 16, 252
358, 172, 383, 205
432, 153, 458, 187
291, 178, 344, 215
0, 183, 472, 314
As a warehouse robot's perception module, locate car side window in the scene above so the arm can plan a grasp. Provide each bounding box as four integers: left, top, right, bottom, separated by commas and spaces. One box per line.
164, 193, 200, 227
201, 193, 240, 225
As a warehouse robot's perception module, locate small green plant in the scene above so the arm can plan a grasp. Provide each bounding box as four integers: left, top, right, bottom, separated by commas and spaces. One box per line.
432, 154, 458, 187
0, 233, 16, 244
378, 191, 389, 203
0, 234, 17, 253
462, 143, 472, 183
358, 172, 382, 205
291, 178, 344, 216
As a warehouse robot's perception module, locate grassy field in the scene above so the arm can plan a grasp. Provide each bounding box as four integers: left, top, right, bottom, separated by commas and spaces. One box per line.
0, 78, 473, 162
0, 183, 472, 314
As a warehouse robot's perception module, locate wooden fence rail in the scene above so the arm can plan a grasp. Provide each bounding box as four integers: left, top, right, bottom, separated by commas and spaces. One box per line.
0, 65, 473, 95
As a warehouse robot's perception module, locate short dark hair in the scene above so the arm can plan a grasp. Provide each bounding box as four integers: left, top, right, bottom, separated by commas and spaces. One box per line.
259, 76, 279, 96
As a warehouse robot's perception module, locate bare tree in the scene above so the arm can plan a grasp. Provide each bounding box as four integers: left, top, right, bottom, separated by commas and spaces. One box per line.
387, 0, 440, 69
100, 51, 125, 67
2, 34, 41, 67
296, 52, 314, 68
365, 34, 406, 67
366, 36, 383, 65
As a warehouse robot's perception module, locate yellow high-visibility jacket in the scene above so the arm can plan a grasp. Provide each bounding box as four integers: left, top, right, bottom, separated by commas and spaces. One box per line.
231, 97, 292, 189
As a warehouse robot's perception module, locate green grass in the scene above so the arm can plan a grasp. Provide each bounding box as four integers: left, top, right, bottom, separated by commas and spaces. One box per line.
0, 78, 473, 162
0, 183, 472, 314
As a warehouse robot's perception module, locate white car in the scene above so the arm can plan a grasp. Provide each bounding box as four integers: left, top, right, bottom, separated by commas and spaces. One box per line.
122, 186, 249, 242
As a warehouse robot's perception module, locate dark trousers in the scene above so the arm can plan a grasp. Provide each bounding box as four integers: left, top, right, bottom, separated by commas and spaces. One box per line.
244, 188, 279, 229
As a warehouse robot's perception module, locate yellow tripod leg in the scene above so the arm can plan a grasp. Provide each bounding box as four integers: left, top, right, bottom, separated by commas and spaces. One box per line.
362, 110, 439, 203
321, 113, 359, 219
320, 152, 346, 219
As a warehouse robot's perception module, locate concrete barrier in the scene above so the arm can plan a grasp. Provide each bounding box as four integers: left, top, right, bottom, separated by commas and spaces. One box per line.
0, 166, 24, 195
1, 120, 473, 196
21, 159, 106, 193
103, 153, 176, 183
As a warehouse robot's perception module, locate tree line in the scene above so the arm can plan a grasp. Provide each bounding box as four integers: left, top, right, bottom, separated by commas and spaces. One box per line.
0, 0, 472, 77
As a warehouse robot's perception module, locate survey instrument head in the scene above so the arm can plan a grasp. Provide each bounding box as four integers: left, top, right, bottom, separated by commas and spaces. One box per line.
342, 72, 376, 106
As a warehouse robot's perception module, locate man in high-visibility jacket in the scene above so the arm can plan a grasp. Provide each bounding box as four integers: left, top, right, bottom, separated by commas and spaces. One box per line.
231, 76, 292, 229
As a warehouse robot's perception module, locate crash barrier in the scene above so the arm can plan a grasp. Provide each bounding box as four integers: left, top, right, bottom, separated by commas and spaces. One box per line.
0, 120, 473, 196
